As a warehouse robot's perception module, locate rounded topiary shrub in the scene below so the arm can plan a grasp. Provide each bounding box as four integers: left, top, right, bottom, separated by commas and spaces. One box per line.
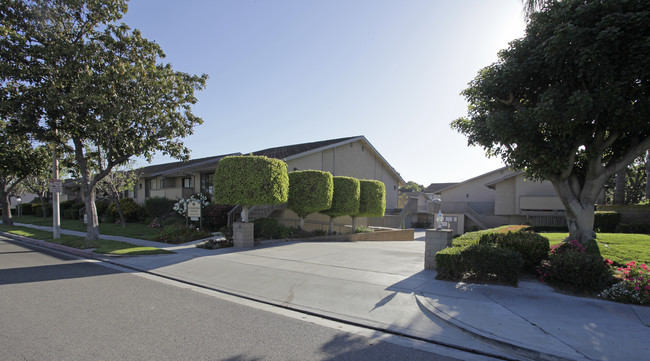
287, 170, 333, 229
213, 155, 289, 207
356, 179, 386, 217
320, 176, 360, 218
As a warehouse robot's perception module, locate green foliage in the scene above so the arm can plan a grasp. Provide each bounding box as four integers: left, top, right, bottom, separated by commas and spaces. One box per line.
196, 237, 233, 250
213, 156, 289, 206
451, 0, 650, 243
356, 179, 386, 217
32, 204, 49, 218
253, 218, 294, 240
108, 198, 144, 223
399, 181, 424, 192
1, 0, 207, 239
144, 197, 177, 219
594, 211, 622, 233
479, 231, 550, 272
354, 226, 374, 233
157, 224, 212, 244
95, 200, 110, 218
202, 204, 232, 232
435, 244, 523, 286
287, 170, 333, 218
320, 176, 360, 218
538, 251, 613, 294
616, 223, 650, 235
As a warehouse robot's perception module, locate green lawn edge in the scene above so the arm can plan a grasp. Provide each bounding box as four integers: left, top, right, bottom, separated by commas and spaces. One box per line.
0, 224, 172, 256
540, 232, 650, 265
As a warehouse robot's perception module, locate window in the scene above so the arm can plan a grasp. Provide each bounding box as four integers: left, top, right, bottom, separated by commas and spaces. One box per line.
200, 173, 213, 196
182, 177, 192, 188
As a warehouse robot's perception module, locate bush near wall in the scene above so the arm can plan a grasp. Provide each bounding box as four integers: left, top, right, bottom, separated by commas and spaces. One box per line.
32, 203, 49, 217
479, 231, 550, 272
320, 176, 360, 218
436, 244, 523, 285
108, 198, 145, 222
356, 179, 386, 217
144, 197, 176, 219
202, 204, 232, 232
594, 211, 621, 232
287, 170, 333, 219
213, 155, 289, 206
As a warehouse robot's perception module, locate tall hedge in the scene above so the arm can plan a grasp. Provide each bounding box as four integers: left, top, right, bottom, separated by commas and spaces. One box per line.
288, 170, 333, 229
213, 155, 289, 206
355, 179, 386, 217
321, 176, 360, 218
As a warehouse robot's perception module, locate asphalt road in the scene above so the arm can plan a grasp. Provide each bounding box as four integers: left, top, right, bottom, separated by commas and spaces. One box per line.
0, 237, 464, 361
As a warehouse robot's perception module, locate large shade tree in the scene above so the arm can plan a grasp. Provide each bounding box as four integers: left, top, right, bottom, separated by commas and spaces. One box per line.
452, 0, 650, 246
1, 0, 207, 239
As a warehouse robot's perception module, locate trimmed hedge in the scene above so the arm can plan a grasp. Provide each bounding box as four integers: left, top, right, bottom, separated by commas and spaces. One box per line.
594, 211, 621, 232
287, 170, 333, 218
356, 179, 386, 217
320, 176, 360, 218
479, 231, 550, 272
144, 197, 176, 219
108, 198, 145, 222
539, 251, 612, 294
213, 156, 289, 206
32, 203, 49, 217
436, 244, 523, 285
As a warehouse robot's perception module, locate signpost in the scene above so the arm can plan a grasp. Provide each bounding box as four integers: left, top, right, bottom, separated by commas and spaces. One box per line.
49, 179, 63, 193
187, 200, 202, 228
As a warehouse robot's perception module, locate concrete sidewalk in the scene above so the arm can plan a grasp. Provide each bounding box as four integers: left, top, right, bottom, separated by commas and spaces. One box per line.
5, 225, 650, 360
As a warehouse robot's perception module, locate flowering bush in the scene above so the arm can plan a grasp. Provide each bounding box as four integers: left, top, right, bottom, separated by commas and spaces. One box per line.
147, 218, 161, 229
173, 194, 210, 217
537, 239, 612, 294
599, 261, 650, 305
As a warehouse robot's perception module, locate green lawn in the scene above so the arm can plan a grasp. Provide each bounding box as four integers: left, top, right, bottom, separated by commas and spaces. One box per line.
0, 224, 172, 256
540, 233, 650, 266
11, 215, 160, 241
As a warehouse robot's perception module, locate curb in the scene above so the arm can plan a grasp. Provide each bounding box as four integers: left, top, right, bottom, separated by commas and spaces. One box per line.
0, 231, 112, 260
414, 293, 589, 361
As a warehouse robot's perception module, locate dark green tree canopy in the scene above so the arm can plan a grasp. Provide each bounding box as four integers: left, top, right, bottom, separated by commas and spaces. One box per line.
287, 170, 333, 219
320, 176, 360, 218
452, 0, 650, 243
213, 156, 289, 207
356, 179, 386, 217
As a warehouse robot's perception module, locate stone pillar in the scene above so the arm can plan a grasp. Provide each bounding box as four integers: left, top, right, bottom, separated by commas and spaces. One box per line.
233, 221, 254, 248
424, 229, 453, 270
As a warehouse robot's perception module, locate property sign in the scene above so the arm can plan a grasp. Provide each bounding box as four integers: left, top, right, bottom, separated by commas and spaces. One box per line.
187, 200, 201, 220
49, 179, 63, 193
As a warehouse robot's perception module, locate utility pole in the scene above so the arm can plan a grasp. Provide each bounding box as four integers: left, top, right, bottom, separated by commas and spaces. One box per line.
52, 143, 60, 239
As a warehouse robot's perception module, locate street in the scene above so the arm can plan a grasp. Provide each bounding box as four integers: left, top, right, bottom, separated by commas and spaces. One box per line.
0, 237, 464, 361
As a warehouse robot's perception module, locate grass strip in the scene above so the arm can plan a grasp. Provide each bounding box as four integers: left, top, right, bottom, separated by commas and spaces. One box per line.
0, 224, 172, 256
541, 232, 650, 265
11, 215, 160, 241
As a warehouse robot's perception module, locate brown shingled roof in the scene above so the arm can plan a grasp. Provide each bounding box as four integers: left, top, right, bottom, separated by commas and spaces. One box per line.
252, 136, 360, 159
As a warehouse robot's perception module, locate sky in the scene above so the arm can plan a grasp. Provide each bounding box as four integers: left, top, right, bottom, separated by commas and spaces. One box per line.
122, 0, 528, 186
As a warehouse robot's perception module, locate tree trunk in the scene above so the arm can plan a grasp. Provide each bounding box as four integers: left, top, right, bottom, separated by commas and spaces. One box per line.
328, 217, 334, 235
83, 184, 100, 240
646, 149, 650, 201
614, 169, 626, 205
39, 195, 46, 218
298, 217, 304, 230
551, 177, 600, 251
0, 186, 13, 226
114, 197, 126, 228
352, 216, 357, 232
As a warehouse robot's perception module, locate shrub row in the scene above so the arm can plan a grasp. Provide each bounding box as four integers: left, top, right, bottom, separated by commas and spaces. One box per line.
436, 225, 549, 285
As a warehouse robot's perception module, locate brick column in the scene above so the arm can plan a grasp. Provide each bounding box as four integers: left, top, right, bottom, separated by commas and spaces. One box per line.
424, 229, 453, 270
233, 221, 254, 248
